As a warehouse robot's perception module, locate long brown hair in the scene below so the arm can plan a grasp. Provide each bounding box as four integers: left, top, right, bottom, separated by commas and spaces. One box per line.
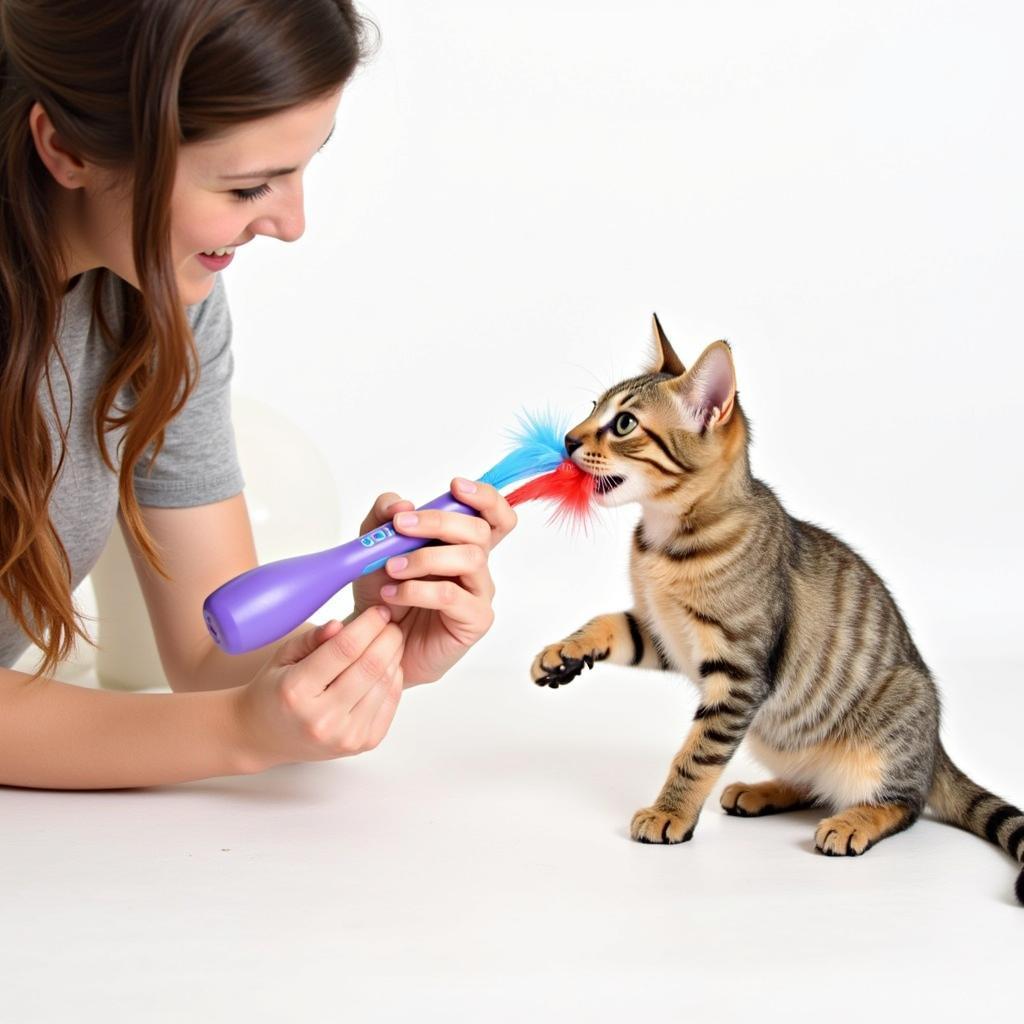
0, 0, 374, 680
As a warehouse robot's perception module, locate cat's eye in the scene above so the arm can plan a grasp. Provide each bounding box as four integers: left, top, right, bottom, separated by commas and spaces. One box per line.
613, 412, 638, 437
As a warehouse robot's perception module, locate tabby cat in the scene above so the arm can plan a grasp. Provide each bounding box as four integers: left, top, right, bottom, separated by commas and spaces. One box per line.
531, 316, 1024, 904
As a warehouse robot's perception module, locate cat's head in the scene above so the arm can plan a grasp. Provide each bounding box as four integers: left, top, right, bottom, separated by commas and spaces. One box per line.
564, 316, 749, 513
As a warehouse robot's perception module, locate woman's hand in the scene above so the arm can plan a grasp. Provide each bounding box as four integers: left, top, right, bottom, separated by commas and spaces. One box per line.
350, 477, 517, 686
231, 607, 404, 771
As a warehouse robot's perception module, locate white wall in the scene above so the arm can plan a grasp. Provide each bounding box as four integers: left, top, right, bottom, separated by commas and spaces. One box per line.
222, 0, 1024, 682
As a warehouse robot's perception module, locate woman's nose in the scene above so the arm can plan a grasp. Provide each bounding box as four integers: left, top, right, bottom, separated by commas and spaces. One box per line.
251, 190, 305, 243
276, 205, 305, 242
271, 204, 305, 243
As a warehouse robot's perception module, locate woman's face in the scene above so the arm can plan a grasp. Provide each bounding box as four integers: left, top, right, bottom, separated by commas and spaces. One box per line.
70, 88, 342, 306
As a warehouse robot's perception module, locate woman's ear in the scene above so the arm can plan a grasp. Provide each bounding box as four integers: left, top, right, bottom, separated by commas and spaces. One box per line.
644, 313, 687, 377
28, 101, 86, 190
672, 340, 736, 433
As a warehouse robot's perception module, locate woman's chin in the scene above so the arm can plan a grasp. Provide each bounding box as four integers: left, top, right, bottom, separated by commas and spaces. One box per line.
176, 266, 218, 306
181, 283, 215, 306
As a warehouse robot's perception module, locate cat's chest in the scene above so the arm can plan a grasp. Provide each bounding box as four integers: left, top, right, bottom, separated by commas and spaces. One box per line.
630, 516, 739, 684
632, 562, 711, 683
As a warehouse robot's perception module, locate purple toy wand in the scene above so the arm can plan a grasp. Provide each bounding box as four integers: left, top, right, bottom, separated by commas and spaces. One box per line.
202, 410, 571, 655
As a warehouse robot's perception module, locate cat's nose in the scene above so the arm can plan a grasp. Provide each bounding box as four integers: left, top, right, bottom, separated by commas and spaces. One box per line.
564, 434, 583, 456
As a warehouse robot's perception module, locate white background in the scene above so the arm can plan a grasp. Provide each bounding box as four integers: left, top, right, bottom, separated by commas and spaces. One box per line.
5, 2, 1023, 1020
229, 0, 1024, 668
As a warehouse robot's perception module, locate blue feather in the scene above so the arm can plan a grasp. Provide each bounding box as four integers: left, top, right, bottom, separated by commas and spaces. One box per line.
477, 406, 568, 490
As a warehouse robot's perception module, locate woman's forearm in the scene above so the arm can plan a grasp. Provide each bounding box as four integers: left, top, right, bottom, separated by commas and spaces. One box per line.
0, 666, 254, 789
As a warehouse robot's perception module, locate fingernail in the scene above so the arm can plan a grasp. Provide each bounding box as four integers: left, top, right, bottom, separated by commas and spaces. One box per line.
380, 585, 398, 598
388, 556, 408, 572
395, 513, 418, 528
376, 604, 392, 621
455, 477, 478, 493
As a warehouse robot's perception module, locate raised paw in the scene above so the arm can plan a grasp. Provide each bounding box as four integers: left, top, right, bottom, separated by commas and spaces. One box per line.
630, 806, 697, 845
530, 638, 607, 688
814, 815, 876, 856
721, 779, 816, 817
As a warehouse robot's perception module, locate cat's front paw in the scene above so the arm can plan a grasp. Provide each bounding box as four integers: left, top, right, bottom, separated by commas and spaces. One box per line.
630, 806, 697, 845
530, 638, 606, 688
814, 814, 877, 857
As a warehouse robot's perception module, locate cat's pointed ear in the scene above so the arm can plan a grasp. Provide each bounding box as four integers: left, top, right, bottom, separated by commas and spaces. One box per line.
645, 313, 687, 377
673, 341, 736, 433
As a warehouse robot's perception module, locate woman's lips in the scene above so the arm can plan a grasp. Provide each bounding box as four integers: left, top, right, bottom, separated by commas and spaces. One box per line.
196, 250, 234, 271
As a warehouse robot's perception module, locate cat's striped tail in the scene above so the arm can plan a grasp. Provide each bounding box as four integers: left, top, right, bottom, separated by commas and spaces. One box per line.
927, 741, 1024, 904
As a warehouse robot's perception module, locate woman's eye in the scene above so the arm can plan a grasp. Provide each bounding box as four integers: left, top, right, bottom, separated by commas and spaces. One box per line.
232, 183, 272, 202
613, 412, 638, 437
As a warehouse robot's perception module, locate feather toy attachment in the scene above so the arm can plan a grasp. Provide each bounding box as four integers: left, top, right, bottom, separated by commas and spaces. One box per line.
479, 408, 597, 530
505, 461, 595, 529
476, 407, 569, 488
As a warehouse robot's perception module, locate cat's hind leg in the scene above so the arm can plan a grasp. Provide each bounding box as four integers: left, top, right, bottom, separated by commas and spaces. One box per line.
530, 610, 668, 688
721, 779, 818, 817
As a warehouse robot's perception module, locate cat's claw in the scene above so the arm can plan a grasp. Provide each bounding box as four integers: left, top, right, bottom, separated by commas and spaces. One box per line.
814, 815, 877, 856
529, 641, 602, 687
630, 806, 697, 845
534, 655, 585, 687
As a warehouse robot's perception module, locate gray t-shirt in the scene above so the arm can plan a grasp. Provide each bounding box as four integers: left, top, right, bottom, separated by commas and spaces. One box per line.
0, 270, 244, 668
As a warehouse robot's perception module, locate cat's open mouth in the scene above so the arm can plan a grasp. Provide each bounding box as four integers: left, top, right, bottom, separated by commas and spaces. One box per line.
594, 474, 625, 494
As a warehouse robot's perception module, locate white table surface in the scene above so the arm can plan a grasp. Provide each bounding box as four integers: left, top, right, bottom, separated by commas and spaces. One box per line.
3, 650, 1021, 1023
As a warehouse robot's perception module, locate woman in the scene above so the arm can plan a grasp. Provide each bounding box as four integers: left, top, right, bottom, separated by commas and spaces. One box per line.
0, 0, 516, 788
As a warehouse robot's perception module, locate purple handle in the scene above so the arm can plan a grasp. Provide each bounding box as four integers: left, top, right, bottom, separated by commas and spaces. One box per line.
202, 490, 477, 654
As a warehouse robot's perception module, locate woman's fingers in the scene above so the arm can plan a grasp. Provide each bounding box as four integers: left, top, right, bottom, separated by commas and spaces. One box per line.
297, 642, 403, 757
322, 621, 404, 710
294, 605, 394, 702
368, 480, 515, 551
384, 543, 493, 600
366, 480, 516, 550
351, 494, 416, 625
378, 578, 493, 643
349, 649, 404, 749
450, 477, 517, 548
388, 478, 516, 550
278, 619, 343, 667
359, 492, 415, 534
391, 504, 492, 550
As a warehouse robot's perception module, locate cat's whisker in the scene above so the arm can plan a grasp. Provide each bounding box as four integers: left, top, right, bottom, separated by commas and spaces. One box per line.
563, 361, 611, 397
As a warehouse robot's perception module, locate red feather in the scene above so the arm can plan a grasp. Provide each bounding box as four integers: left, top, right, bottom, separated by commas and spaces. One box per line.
505, 459, 596, 530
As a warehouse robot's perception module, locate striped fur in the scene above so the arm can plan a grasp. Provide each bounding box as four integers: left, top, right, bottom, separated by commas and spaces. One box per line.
530, 321, 1024, 903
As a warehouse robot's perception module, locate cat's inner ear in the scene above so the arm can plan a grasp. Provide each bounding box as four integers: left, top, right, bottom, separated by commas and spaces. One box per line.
645, 313, 687, 377
673, 341, 736, 432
